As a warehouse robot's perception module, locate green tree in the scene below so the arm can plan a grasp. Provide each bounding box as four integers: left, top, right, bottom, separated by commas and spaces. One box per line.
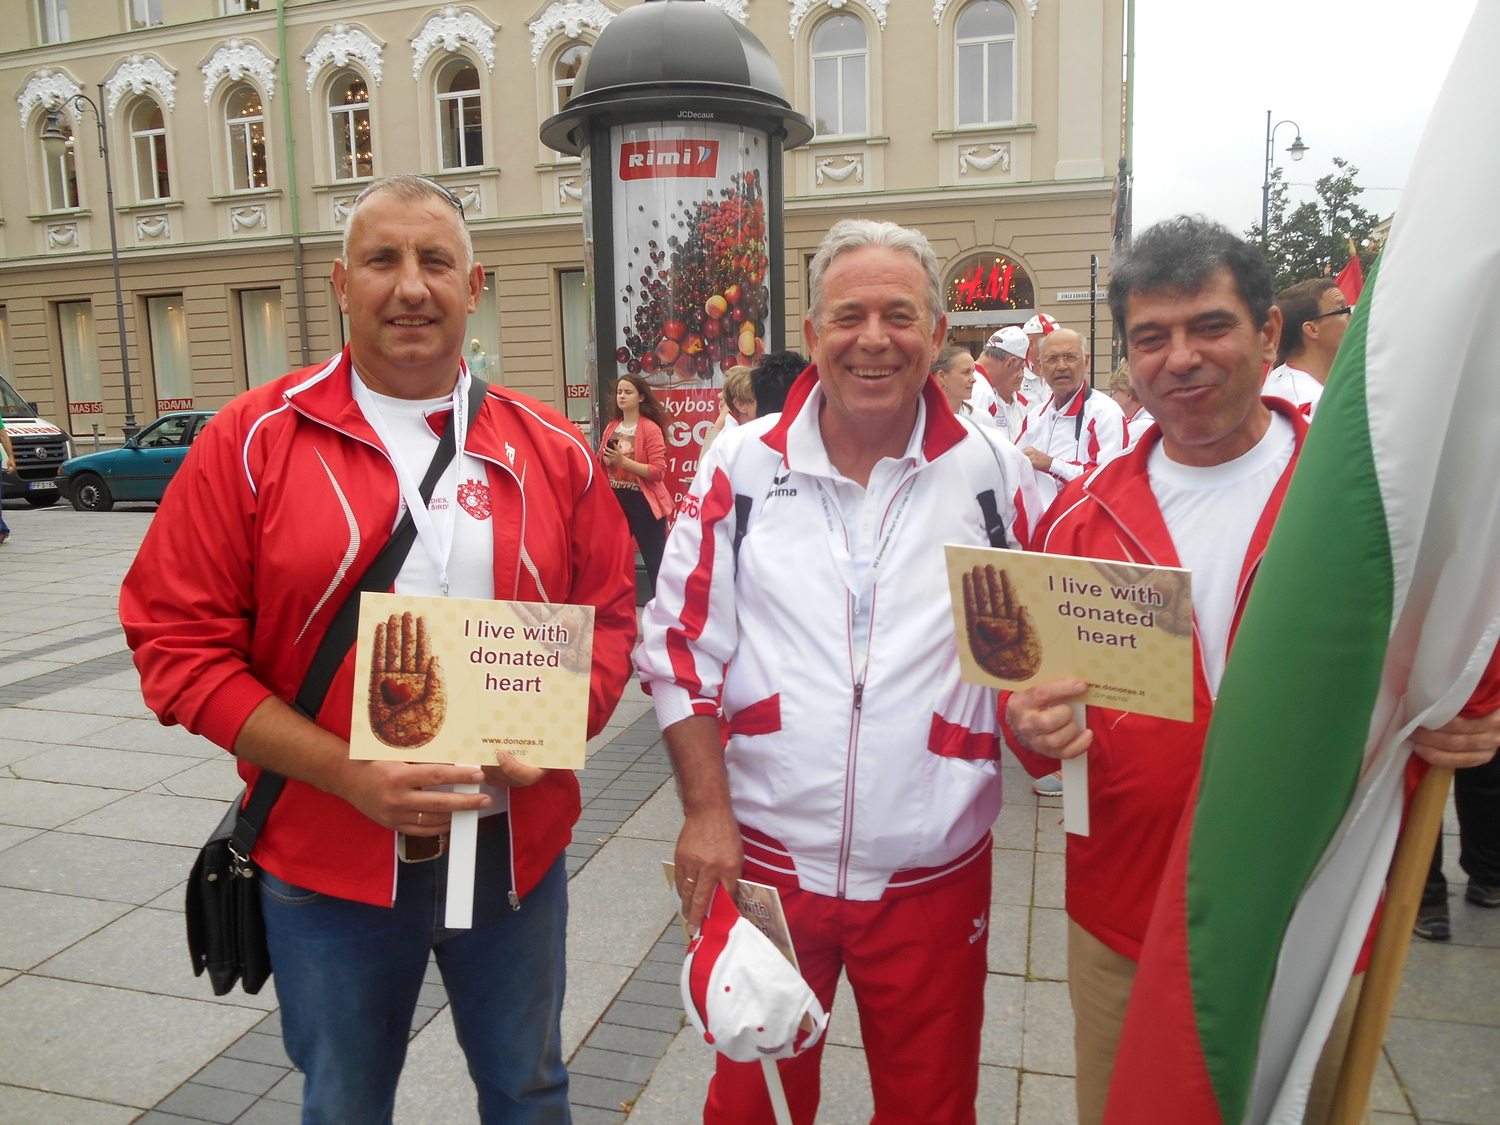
1246, 158, 1382, 292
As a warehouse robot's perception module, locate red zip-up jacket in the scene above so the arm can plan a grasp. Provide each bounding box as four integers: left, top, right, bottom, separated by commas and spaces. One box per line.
1003, 399, 1307, 959
120, 351, 638, 906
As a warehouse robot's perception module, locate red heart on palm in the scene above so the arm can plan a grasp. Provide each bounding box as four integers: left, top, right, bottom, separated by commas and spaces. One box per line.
380, 679, 414, 707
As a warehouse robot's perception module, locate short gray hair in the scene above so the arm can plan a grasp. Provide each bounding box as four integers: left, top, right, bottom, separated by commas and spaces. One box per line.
340, 174, 474, 267
807, 219, 943, 326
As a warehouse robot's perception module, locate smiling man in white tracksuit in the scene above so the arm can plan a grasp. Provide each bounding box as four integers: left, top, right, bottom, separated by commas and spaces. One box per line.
1015, 328, 1127, 509
635, 220, 1043, 1125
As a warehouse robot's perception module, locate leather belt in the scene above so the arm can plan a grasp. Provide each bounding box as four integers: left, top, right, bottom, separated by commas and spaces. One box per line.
399, 812, 504, 863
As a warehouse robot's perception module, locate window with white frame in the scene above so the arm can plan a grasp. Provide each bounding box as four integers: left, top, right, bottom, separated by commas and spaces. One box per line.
129, 0, 162, 29
222, 0, 259, 11
329, 71, 373, 181
226, 85, 269, 191
131, 99, 170, 201
811, 15, 867, 138
240, 289, 288, 388
38, 0, 68, 43
553, 44, 589, 114
437, 59, 483, 170
956, 0, 1016, 127
42, 116, 79, 211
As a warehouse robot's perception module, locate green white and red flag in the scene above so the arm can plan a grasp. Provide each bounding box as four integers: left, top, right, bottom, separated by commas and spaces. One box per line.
1103, 8, 1500, 1124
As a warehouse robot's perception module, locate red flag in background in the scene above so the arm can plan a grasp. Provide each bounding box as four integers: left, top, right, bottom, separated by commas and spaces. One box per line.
1336, 244, 1366, 305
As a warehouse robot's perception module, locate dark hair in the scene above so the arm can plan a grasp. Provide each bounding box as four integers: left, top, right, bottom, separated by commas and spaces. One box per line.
610, 372, 669, 431
1275, 278, 1341, 364
931, 345, 970, 375
751, 351, 806, 416
1108, 216, 1274, 351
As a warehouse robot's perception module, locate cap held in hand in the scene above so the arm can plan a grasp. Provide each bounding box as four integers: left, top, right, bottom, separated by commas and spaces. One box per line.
681, 884, 829, 1064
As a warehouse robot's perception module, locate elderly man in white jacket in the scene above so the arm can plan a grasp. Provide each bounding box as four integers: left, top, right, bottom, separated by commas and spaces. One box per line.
1016, 328, 1127, 508
636, 219, 1043, 1125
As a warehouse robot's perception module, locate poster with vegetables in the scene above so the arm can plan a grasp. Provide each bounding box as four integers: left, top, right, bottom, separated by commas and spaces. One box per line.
610, 122, 771, 508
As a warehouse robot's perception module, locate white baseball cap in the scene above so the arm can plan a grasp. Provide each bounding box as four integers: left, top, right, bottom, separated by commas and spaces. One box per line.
1023, 313, 1059, 336
985, 326, 1030, 360
681, 885, 829, 1064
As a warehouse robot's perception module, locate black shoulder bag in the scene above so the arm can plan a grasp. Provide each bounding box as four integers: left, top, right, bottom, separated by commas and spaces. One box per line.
187, 376, 488, 996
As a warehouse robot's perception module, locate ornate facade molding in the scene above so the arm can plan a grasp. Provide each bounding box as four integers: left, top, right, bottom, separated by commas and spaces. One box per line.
46, 222, 79, 249
958, 142, 1009, 175
331, 195, 357, 224
304, 24, 384, 90
201, 39, 277, 103
452, 184, 481, 213
136, 214, 171, 239
529, 0, 614, 64
556, 175, 582, 205
17, 69, 82, 127
934, 0, 1035, 20
705, 0, 749, 22
815, 154, 863, 185
104, 55, 177, 115
789, 0, 886, 39
411, 7, 497, 78
229, 205, 267, 231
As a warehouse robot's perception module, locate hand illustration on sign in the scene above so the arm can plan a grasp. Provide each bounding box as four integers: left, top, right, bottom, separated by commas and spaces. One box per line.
962, 565, 1043, 680
368, 612, 447, 748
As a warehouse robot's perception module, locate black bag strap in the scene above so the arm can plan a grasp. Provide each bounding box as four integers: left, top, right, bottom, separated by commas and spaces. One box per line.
230, 376, 490, 861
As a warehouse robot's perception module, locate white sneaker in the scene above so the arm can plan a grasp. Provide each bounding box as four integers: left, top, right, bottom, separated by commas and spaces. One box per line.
1032, 771, 1063, 796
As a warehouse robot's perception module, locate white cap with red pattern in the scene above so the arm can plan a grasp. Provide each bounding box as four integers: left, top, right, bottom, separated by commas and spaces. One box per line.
985, 326, 1031, 359
681, 884, 828, 1064
1023, 313, 1060, 336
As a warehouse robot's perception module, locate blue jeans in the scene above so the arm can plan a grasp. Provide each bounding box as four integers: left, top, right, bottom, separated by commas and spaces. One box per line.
260, 822, 570, 1125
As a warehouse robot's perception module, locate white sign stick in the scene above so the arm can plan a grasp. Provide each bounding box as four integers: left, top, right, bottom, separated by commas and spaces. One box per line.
445, 779, 481, 929
1063, 703, 1090, 836
761, 1058, 794, 1125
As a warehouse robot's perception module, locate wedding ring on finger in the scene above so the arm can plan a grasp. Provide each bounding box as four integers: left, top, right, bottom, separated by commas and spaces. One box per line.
416, 811, 424, 827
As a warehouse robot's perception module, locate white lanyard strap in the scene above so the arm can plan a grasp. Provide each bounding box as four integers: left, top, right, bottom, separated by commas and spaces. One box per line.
354, 367, 469, 597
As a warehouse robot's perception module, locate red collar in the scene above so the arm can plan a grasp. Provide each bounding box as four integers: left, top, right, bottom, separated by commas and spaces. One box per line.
761, 366, 968, 463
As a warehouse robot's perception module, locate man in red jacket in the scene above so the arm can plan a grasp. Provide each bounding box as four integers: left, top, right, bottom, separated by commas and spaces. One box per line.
121, 175, 637, 1124
1000, 217, 1500, 1125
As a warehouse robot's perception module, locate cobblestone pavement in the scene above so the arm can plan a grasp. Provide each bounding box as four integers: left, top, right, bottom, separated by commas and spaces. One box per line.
1, 499, 1496, 1124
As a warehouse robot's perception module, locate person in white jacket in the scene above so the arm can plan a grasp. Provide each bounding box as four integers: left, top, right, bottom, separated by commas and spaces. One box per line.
1262, 277, 1351, 419
1016, 329, 1127, 508
636, 218, 1043, 1125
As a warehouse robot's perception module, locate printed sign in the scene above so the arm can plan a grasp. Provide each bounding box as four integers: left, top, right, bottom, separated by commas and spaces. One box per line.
619, 139, 721, 180
945, 545, 1194, 722
349, 593, 594, 770
609, 121, 770, 507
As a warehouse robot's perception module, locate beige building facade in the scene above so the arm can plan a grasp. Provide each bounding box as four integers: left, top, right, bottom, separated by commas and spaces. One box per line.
0, 0, 1124, 441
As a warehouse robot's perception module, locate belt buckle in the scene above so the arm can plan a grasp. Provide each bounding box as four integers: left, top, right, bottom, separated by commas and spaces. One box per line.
398, 833, 448, 863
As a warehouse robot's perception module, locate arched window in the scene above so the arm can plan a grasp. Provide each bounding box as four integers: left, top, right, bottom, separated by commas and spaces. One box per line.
41, 115, 79, 211
956, 1, 1016, 127
811, 15, 867, 138
553, 44, 589, 114
328, 71, 372, 181
226, 85, 269, 191
130, 99, 170, 201
437, 59, 482, 170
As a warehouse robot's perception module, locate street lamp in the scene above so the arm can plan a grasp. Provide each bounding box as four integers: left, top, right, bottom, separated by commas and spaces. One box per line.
41, 84, 139, 439
1261, 110, 1309, 249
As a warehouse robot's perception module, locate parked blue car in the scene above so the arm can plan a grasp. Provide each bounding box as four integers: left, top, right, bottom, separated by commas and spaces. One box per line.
61, 411, 216, 511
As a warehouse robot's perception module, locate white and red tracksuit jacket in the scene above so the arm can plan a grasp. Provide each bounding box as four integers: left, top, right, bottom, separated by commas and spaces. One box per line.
635, 370, 1044, 901
1015, 384, 1127, 507
120, 350, 638, 907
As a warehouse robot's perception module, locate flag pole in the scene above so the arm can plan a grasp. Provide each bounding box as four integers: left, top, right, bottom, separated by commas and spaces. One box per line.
1326, 763, 1454, 1125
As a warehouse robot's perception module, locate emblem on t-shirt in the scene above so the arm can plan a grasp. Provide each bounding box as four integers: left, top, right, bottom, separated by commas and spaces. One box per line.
457, 479, 492, 521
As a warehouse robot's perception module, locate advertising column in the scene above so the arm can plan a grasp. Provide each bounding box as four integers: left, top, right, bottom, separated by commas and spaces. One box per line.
603, 121, 771, 508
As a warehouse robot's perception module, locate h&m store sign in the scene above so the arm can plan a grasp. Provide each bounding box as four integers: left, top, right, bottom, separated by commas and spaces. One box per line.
619, 139, 720, 180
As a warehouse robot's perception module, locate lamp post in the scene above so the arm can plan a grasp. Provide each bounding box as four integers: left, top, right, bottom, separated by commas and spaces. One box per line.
41, 85, 139, 439
1261, 110, 1309, 249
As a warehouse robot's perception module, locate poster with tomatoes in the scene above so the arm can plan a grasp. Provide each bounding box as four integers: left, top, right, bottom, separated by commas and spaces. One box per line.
609, 122, 770, 509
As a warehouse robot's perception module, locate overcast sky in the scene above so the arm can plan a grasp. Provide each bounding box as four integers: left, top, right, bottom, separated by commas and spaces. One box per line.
1130, 0, 1479, 236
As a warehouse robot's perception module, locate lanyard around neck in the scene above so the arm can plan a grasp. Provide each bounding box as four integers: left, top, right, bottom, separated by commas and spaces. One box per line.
353, 368, 470, 597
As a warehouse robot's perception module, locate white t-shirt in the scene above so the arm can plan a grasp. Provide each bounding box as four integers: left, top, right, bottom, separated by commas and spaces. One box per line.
354, 374, 506, 813
966, 374, 999, 422
993, 394, 1028, 445
1148, 412, 1295, 696
1262, 363, 1323, 419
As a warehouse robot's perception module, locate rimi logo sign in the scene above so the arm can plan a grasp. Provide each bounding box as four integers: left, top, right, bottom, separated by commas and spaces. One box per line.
618, 140, 720, 179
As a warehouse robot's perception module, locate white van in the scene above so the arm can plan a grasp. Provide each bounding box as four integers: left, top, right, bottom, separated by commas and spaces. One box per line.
1, 376, 71, 507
